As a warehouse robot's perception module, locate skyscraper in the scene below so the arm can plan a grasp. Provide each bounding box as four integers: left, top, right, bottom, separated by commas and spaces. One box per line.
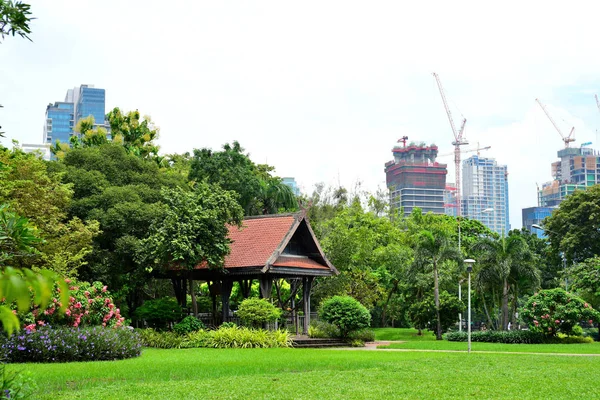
462, 155, 510, 236
385, 140, 447, 216
43, 85, 107, 147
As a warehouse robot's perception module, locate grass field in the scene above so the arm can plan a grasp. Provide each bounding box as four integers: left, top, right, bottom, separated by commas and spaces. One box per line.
16, 344, 600, 399
373, 328, 600, 354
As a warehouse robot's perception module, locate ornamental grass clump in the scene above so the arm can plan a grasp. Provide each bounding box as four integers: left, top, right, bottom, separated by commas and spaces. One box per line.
0, 326, 142, 363
208, 326, 292, 348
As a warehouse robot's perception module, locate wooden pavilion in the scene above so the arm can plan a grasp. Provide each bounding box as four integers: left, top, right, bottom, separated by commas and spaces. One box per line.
161, 212, 338, 334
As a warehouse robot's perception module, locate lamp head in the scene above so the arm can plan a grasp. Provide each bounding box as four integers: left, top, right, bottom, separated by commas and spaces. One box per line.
531, 224, 543, 230
464, 258, 476, 273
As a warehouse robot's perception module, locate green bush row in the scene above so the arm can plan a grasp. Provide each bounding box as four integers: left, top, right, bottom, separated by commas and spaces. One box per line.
0, 326, 142, 363
446, 330, 593, 344
139, 326, 292, 349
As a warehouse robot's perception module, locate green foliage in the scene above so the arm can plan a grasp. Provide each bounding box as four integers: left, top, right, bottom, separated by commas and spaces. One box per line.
349, 328, 376, 342
0, 363, 36, 399
0, 0, 33, 42
0, 326, 142, 362
319, 296, 371, 338
521, 288, 600, 336
134, 298, 182, 330
544, 184, 600, 264
138, 328, 211, 349
173, 316, 205, 335
236, 298, 281, 328
106, 108, 160, 160
139, 183, 243, 272
408, 291, 464, 335
569, 256, 600, 309
308, 320, 340, 338
208, 326, 292, 348
445, 329, 593, 344
188, 141, 297, 215
0, 204, 41, 264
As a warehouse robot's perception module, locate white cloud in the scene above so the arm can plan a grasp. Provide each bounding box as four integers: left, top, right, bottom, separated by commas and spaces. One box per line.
2, 0, 600, 229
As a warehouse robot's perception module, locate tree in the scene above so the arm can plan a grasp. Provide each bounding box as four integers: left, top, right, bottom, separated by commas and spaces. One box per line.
413, 227, 461, 340
106, 107, 160, 160
568, 256, 600, 336
473, 235, 538, 330
408, 291, 464, 335
188, 141, 297, 216
0, 146, 99, 276
0, 0, 33, 42
544, 185, 600, 265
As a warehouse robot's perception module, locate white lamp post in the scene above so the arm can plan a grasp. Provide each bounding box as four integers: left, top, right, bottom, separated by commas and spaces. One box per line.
457, 208, 492, 331
464, 259, 476, 354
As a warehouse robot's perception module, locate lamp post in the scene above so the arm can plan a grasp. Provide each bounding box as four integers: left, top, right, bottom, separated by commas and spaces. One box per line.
457, 208, 492, 331
464, 259, 476, 354
531, 224, 568, 291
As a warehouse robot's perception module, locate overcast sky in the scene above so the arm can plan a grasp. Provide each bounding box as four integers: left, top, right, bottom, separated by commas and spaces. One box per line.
2, 1, 600, 228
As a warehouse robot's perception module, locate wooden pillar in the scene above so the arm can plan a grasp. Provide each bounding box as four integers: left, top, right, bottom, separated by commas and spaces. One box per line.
259, 277, 273, 299
221, 279, 233, 323
240, 279, 253, 299
189, 277, 198, 317
181, 278, 187, 309
302, 276, 314, 335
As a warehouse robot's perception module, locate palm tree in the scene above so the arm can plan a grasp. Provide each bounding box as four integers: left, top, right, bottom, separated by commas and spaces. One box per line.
413, 228, 461, 340
473, 235, 538, 330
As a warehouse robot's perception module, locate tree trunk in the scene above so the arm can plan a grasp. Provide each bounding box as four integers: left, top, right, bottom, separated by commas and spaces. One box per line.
482, 296, 495, 330
501, 279, 509, 330
381, 282, 398, 327
434, 261, 442, 340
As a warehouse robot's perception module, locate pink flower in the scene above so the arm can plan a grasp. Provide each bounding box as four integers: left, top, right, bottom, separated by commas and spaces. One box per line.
533, 302, 537, 307
84, 291, 90, 297
589, 320, 594, 324
65, 278, 71, 284
11, 310, 16, 315
73, 322, 79, 327
548, 327, 552, 332
69, 296, 76, 303
65, 309, 71, 316
584, 303, 589, 308
37, 320, 45, 326
74, 302, 82, 309
102, 322, 106, 327
25, 324, 36, 332
88, 299, 93, 304
534, 320, 539, 326
108, 303, 114, 310
555, 320, 560, 324
102, 286, 108, 293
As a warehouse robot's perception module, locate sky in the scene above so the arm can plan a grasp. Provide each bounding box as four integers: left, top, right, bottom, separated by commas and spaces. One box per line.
2, 1, 600, 229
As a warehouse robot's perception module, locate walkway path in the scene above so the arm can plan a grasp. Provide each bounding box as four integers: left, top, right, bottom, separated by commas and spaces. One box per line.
332, 341, 600, 357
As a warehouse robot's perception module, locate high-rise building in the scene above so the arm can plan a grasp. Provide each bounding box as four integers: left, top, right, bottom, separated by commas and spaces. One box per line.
444, 183, 458, 217
538, 146, 598, 207
43, 85, 107, 147
462, 155, 510, 236
21, 143, 51, 160
282, 177, 300, 196
522, 206, 556, 238
385, 141, 447, 216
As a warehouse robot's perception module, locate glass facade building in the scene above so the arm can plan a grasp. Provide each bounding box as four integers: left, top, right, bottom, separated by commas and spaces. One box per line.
76, 85, 106, 126
462, 156, 510, 236
522, 206, 556, 238
282, 177, 300, 196
43, 102, 75, 145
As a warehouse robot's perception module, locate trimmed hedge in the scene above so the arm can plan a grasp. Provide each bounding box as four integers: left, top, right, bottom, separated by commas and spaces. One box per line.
446, 330, 593, 344
0, 326, 142, 363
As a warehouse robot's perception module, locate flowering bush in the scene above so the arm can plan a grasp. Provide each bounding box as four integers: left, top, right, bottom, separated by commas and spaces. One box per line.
0, 326, 141, 363
521, 288, 600, 337
15, 280, 125, 331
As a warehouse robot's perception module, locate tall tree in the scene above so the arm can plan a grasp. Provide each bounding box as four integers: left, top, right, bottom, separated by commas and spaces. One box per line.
473, 235, 538, 330
412, 227, 461, 340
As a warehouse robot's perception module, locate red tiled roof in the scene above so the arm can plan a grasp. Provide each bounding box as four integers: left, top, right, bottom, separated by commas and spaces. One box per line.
272, 255, 329, 270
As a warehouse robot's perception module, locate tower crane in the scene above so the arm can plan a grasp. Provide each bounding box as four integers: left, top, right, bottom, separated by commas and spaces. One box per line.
433, 72, 468, 219
437, 143, 491, 158
535, 98, 575, 148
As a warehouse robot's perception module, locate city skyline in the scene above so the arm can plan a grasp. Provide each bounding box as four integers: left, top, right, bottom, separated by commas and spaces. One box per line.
2, 2, 600, 229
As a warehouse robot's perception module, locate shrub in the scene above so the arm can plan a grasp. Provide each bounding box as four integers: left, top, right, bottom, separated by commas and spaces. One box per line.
446, 330, 546, 344
319, 296, 371, 338
521, 289, 600, 337
173, 316, 205, 335
350, 339, 365, 347
10, 280, 124, 330
0, 326, 142, 362
236, 298, 281, 328
220, 322, 237, 329
308, 320, 340, 338
138, 328, 211, 349
134, 298, 182, 330
349, 329, 376, 342
208, 326, 292, 348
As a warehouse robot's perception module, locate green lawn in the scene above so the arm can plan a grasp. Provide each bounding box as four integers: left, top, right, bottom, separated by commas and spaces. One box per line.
16, 347, 600, 399
374, 328, 600, 354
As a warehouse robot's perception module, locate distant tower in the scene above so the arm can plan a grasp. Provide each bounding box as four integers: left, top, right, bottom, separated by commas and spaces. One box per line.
385, 140, 447, 216
462, 155, 510, 236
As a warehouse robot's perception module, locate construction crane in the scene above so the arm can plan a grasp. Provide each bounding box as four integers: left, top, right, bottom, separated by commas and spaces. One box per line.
535, 98, 575, 148
397, 136, 409, 148
438, 143, 491, 158
433, 72, 468, 219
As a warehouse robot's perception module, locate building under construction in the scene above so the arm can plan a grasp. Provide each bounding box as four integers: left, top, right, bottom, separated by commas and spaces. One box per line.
538, 146, 598, 206
385, 140, 447, 216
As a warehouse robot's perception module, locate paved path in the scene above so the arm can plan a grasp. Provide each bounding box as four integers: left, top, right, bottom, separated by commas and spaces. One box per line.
332, 341, 600, 357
